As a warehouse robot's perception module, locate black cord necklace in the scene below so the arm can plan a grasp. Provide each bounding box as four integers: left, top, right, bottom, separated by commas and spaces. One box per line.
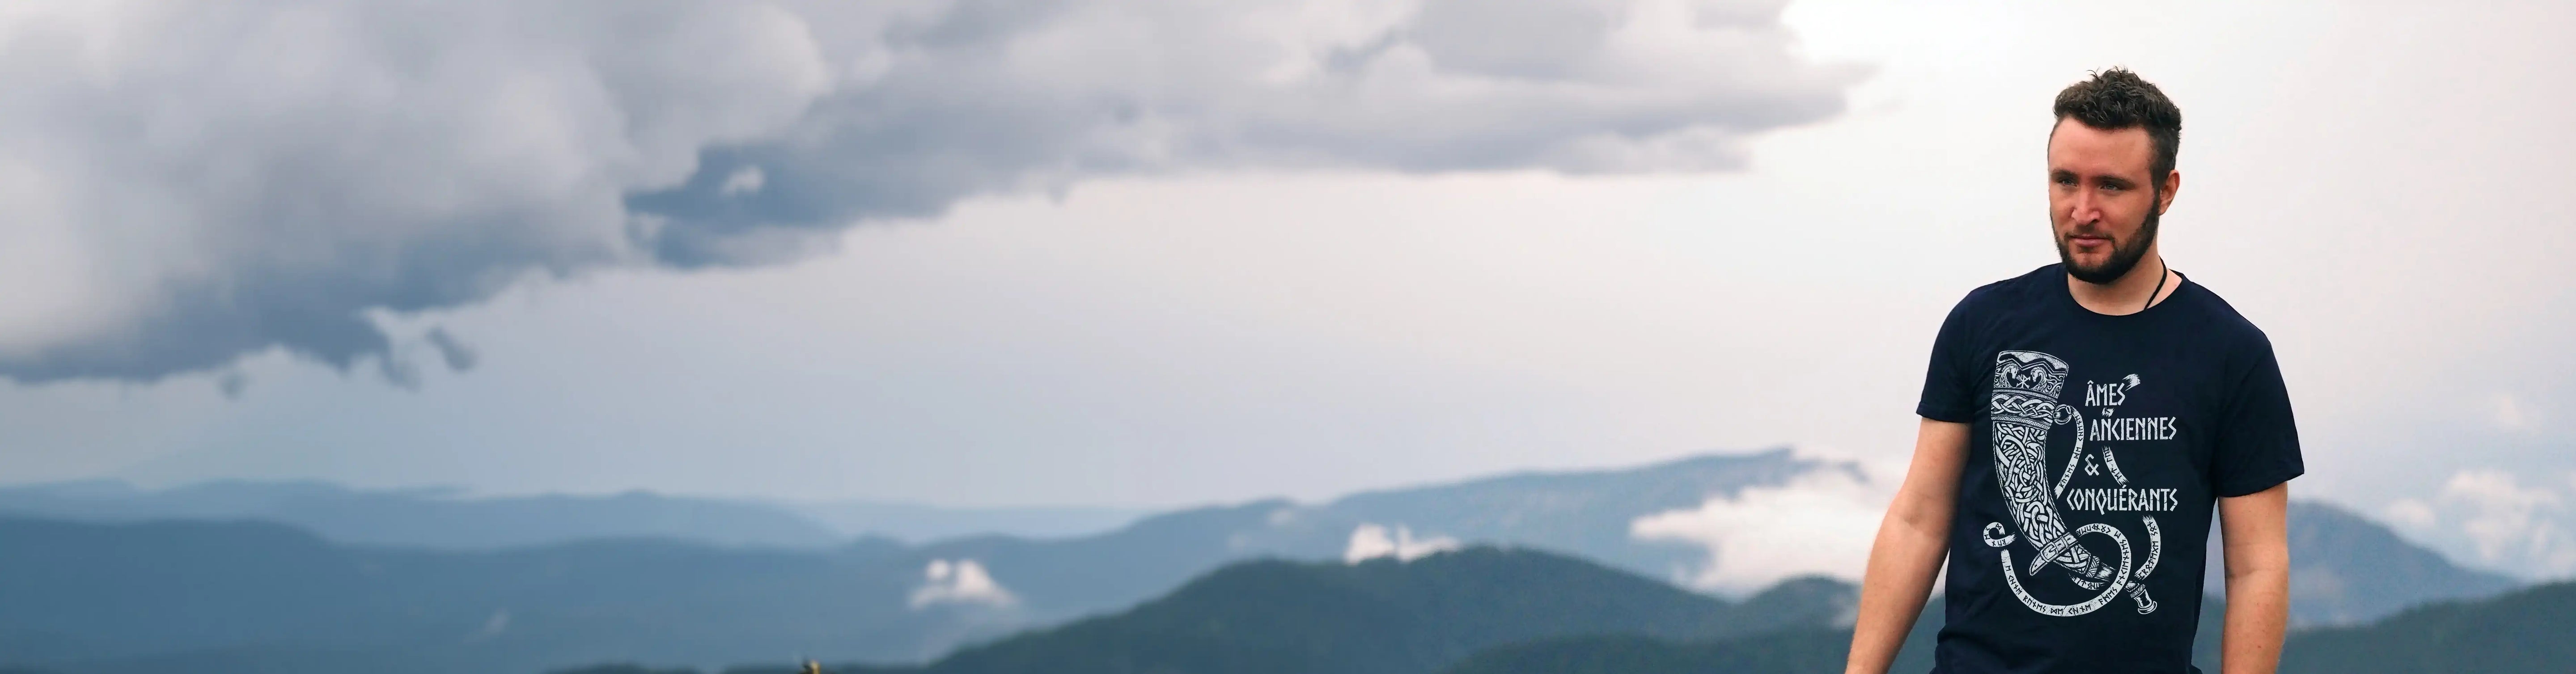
2143, 256, 2168, 312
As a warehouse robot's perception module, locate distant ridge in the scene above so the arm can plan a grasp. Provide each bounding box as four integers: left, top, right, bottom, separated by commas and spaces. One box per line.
0, 480, 1147, 550
0, 517, 941, 673
0, 480, 842, 550
2212, 500, 2522, 626
1317, 447, 1847, 582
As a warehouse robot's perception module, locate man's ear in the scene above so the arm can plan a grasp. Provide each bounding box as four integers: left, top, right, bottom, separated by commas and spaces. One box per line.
2157, 170, 2182, 215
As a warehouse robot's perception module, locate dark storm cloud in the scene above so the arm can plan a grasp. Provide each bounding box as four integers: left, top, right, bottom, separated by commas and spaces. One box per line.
631, 0, 1860, 264
0, 0, 1858, 383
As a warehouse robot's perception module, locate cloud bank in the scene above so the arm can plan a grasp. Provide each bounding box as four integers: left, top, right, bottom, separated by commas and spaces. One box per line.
1630, 461, 1890, 593
0, 0, 1855, 383
2385, 468, 2576, 580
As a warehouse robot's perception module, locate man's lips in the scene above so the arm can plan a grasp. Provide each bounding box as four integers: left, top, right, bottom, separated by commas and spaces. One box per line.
2067, 234, 2114, 249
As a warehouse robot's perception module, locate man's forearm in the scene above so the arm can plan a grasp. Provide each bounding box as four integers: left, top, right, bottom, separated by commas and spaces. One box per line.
2221, 565, 2288, 674
2218, 482, 2293, 674
1844, 510, 1947, 674
1849, 418, 1967, 674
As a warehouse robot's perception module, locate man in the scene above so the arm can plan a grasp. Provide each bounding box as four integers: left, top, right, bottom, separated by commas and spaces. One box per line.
1844, 68, 2302, 674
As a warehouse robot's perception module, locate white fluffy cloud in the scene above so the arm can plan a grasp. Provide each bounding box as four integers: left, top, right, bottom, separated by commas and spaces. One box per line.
908, 557, 1017, 609
1629, 462, 1891, 593
0, 0, 1855, 384
2385, 468, 2576, 580
1343, 522, 1462, 564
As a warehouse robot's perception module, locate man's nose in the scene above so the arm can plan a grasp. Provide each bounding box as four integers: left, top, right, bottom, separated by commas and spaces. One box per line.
2067, 190, 2100, 225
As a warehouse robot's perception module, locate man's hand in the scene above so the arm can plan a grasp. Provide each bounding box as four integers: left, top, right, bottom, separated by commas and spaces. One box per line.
1845, 418, 1968, 674
2218, 482, 2291, 674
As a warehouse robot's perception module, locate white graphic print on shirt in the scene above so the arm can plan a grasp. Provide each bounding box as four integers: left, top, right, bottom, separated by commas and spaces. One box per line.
1981, 350, 2170, 617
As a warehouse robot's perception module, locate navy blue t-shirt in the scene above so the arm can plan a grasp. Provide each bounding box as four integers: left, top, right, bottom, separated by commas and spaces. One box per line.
1917, 264, 2303, 674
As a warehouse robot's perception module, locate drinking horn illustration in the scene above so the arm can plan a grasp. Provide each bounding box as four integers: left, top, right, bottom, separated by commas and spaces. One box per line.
1980, 351, 2161, 616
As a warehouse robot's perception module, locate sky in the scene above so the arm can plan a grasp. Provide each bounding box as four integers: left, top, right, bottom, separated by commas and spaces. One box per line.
2, 0, 2572, 578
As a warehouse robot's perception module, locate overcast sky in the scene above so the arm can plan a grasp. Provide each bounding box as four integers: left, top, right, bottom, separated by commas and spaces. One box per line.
3, 0, 2572, 578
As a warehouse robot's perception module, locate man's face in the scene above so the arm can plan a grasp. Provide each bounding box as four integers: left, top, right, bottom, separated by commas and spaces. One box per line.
2046, 118, 2173, 284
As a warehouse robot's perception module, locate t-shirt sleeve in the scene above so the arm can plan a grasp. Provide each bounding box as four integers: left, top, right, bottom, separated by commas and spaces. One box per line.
1915, 296, 1982, 423
2210, 338, 2305, 497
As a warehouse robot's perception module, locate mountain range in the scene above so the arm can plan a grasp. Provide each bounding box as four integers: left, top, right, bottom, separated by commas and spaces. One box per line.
0, 449, 2530, 674
0, 449, 1828, 577
0, 480, 1141, 549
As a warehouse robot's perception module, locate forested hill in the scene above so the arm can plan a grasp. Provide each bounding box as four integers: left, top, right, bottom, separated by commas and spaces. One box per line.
701, 561, 2576, 674
750, 546, 1856, 674
2279, 579, 2576, 674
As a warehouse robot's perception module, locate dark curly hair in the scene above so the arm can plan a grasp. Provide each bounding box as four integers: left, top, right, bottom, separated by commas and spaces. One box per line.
2052, 68, 2182, 191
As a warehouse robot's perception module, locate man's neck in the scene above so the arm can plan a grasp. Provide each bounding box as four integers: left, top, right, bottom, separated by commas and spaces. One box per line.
2066, 248, 2174, 316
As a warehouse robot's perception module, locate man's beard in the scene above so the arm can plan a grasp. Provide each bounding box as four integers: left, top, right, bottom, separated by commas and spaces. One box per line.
2057, 208, 2159, 285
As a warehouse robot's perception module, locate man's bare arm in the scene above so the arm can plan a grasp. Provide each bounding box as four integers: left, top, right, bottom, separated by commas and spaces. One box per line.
2218, 482, 2291, 674
1845, 418, 1969, 674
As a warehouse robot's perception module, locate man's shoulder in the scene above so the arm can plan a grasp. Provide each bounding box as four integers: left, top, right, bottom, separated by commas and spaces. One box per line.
2172, 276, 2275, 350
1946, 263, 2061, 316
